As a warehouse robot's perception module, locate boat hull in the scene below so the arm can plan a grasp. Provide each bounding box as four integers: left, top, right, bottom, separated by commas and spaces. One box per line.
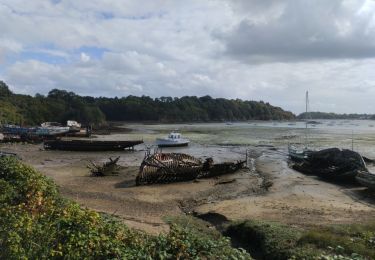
156, 138, 189, 147
44, 139, 143, 151
356, 171, 375, 190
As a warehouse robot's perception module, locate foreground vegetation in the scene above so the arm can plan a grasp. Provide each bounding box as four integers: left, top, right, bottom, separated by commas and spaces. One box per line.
0, 80, 294, 125
1, 156, 374, 259
0, 157, 250, 259
225, 220, 375, 259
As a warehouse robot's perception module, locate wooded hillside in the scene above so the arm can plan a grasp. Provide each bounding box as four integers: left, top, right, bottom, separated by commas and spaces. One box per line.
0, 81, 295, 125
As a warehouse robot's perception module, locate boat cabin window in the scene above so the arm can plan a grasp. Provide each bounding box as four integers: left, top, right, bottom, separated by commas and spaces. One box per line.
169, 133, 180, 139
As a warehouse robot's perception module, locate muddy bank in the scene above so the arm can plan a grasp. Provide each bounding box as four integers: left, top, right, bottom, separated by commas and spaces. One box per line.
194, 150, 375, 227
1, 138, 375, 234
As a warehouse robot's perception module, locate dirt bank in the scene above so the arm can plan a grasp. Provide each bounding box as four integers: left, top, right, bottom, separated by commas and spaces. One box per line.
195, 149, 375, 227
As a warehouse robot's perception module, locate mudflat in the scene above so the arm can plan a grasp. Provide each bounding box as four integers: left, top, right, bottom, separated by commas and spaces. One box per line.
2, 137, 375, 234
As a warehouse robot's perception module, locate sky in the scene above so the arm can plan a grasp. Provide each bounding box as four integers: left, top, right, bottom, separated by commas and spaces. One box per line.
1, 0, 375, 114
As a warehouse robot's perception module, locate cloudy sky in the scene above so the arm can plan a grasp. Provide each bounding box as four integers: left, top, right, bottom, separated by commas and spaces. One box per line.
1, 0, 375, 114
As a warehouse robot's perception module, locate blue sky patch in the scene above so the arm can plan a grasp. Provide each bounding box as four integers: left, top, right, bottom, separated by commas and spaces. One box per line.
19, 50, 67, 64
75, 46, 108, 59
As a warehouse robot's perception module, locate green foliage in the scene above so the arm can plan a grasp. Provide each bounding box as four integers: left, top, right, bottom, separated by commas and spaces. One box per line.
226, 220, 375, 260
225, 220, 308, 260
298, 112, 373, 120
0, 157, 251, 259
0, 80, 295, 125
299, 224, 375, 259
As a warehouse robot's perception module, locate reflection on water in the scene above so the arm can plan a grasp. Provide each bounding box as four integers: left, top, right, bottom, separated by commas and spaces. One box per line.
97, 120, 375, 159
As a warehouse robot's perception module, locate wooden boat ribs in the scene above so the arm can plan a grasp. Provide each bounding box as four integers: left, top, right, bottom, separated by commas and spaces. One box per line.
136, 152, 245, 185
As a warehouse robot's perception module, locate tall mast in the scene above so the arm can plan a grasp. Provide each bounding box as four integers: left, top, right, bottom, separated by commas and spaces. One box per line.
305, 91, 309, 148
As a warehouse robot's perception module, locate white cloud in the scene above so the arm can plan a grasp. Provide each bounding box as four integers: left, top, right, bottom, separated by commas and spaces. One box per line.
0, 0, 374, 114
80, 52, 90, 62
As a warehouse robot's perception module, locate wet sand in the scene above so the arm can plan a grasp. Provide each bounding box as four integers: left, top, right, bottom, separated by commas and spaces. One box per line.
2, 121, 375, 233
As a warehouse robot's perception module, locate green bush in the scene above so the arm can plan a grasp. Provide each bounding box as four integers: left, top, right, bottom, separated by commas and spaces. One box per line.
225, 220, 375, 260
299, 224, 375, 259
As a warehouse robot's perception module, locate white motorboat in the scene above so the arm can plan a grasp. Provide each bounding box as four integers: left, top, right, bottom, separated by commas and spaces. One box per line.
156, 132, 190, 147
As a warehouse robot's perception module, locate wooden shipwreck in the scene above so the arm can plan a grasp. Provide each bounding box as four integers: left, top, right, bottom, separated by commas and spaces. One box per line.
136, 152, 245, 185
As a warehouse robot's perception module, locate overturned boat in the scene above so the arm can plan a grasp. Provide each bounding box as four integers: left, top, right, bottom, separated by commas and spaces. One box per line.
136, 152, 246, 185
44, 139, 143, 151
291, 148, 367, 181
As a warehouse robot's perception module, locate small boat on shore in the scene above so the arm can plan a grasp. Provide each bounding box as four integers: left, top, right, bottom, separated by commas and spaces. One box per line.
288, 91, 313, 160
2, 124, 33, 135
67, 120, 82, 132
36, 126, 70, 136
156, 131, 189, 147
44, 139, 143, 151
2, 124, 70, 137
288, 144, 313, 161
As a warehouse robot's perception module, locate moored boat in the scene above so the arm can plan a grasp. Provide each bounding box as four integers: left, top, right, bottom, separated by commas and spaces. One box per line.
156, 132, 189, 147
288, 91, 314, 160
44, 139, 143, 151
288, 144, 313, 161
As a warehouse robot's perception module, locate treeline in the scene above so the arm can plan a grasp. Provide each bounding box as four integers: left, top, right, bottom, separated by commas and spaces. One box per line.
298, 112, 374, 120
0, 80, 295, 125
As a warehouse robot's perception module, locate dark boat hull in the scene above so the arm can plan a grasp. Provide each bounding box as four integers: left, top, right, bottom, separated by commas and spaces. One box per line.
157, 142, 189, 148
44, 139, 143, 151
356, 171, 375, 190
291, 148, 367, 182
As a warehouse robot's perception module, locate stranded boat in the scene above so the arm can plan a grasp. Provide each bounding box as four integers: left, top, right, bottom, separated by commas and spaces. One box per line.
288, 144, 313, 161
2, 124, 70, 137
43, 139, 143, 151
288, 91, 314, 160
156, 131, 190, 147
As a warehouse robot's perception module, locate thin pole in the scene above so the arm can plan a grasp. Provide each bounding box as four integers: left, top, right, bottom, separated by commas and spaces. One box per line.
305, 91, 308, 148
352, 130, 354, 151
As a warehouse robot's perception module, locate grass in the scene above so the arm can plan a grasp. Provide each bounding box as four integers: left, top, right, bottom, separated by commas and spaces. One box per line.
225, 220, 375, 260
